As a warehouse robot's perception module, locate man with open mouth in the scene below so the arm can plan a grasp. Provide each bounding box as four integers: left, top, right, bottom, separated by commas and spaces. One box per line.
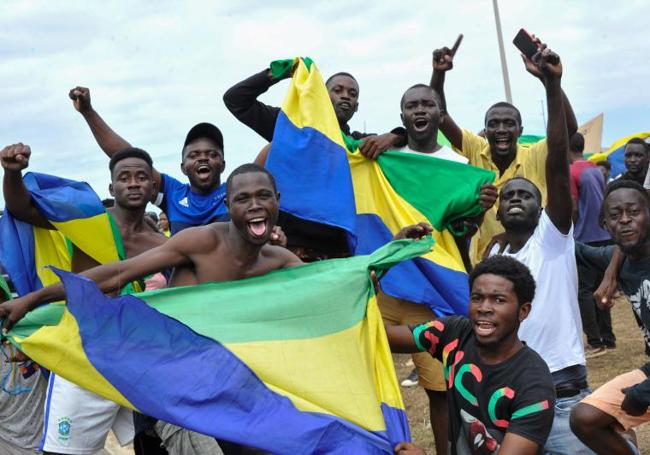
68, 86, 231, 235
223, 63, 410, 263
485, 46, 593, 454
430, 36, 578, 265
0, 162, 430, 455
387, 255, 555, 455
381, 82, 498, 455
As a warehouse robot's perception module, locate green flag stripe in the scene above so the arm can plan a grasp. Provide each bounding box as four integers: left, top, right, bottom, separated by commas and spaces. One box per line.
377, 151, 495, 231
8, 239, 433, 346
140, 238, 433, 343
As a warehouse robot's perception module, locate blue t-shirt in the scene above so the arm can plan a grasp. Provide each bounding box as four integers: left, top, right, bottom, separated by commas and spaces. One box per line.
155, 174, 229, 234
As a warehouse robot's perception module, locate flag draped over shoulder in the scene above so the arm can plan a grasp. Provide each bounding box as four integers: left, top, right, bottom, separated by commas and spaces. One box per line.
266, 57, 495, 316
5, 238, 433, 454
588, 131, 650, 178
0, 173, 133, 296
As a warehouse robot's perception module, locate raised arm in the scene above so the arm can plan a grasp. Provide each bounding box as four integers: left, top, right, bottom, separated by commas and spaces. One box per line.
430, 44, 463, 150
69, 86, 162, 199
223, 69, 286, 142
0, 229, 196, 331
521, 35, 577, 137
1, 144, 52, 229
539, 46, 572, 233
69, 87, 132, 157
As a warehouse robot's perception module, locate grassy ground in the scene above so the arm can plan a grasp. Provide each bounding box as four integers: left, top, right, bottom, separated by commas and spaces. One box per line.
395, 296, 650, 454
105, 297, 650, 454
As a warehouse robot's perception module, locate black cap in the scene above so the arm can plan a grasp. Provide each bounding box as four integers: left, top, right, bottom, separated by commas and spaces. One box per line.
183, 123, 224, 151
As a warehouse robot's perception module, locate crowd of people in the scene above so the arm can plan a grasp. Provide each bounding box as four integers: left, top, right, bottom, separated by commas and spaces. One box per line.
0, 34, 649, 455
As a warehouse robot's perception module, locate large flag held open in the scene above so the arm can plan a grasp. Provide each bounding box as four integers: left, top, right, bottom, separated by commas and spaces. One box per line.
266, 57, 495, 317
4, 238, 432, 454
0, 172, 140, 296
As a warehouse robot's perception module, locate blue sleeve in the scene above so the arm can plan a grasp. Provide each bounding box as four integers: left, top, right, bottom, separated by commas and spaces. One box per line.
157, 174, 183, 213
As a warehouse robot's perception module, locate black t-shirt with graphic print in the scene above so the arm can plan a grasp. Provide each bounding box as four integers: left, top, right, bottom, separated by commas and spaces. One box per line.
411, 316, 555, 455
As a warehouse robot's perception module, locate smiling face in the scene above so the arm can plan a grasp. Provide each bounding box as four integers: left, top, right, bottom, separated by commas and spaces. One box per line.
484, 106, 522, 159
603, 188, 650, 254
326, 75, 359, 125
400, 86, 441, 143
469, 273, 529, 348
624, 143, 649, 178
497, 178, 542, 232
226, 172, 279, 246
109, 157, 155, 210
181, 137, 225, 192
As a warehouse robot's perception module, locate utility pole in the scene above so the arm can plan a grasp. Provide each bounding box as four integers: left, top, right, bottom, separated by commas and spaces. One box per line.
492, 0, 513, 104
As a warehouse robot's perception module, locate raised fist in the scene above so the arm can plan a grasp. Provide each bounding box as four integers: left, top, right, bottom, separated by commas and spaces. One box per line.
68, 86, 92, 113
0, 143, 31, 172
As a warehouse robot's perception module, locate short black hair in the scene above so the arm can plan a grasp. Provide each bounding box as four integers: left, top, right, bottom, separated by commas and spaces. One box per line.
502, 176, 542, 204
469, 255, 536, 306
601, 179, 650, 223
109, 147, 153, 175
596, 160, 611, 170
570, 132, 585, 153
625, 138, 649, 155
484, 101, 522, 127
325, 72, 358, 87
399, 84, 441, 110
226, 163, 277, 198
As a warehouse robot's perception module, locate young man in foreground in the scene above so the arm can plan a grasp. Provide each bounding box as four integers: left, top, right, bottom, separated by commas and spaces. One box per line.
0, 163, 428, 452
1, 143, 167, 454
487, 45, 592, 453
388, 255, 555, 454
570, 179, 650, 455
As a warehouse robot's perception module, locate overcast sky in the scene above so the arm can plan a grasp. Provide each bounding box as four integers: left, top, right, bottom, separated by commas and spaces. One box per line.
1, 0, 649, 207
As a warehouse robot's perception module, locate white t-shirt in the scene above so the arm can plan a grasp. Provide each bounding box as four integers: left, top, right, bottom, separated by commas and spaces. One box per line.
399, 145, 469, 164
491, 211, 585, 373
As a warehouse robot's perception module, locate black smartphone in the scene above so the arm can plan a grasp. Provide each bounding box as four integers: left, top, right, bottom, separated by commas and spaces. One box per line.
513, 28, 538, 59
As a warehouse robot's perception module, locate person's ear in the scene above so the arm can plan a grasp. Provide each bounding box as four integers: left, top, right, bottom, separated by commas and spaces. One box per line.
518, 302, 531, 322
354, 101, 358, 113
276, 191, 281, 203
108, 183, 115, 197
400, 112, 406, 128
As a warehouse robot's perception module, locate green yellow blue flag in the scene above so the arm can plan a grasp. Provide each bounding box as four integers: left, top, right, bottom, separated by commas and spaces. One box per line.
5, 238, 433, 453
266, 57, 495, 316
0, 172, 138, 296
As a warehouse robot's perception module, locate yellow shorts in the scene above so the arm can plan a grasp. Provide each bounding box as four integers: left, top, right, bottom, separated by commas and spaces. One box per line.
378, 291, 446, 392
581, 369, 650, 431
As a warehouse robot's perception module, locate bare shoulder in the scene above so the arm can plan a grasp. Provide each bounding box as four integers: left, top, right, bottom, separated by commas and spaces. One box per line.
169, 223, 224, 251
261, 244, 303, 268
